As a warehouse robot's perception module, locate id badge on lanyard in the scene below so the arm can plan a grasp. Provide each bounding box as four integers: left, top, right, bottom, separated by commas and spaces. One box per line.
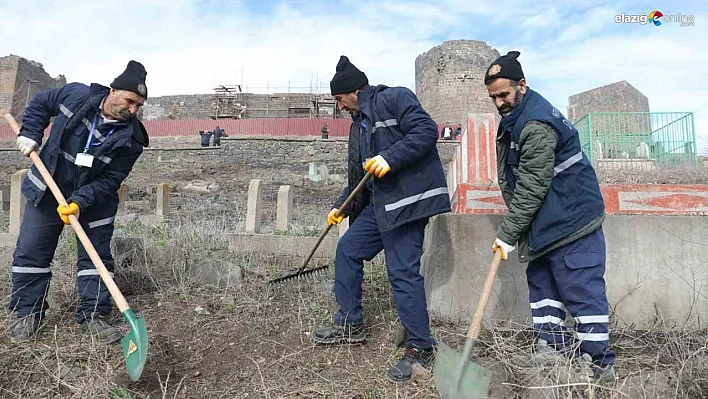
75, 114, 114, 168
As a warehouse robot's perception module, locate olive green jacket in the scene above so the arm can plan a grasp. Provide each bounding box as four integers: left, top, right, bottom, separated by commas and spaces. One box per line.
496, 121, 604, 263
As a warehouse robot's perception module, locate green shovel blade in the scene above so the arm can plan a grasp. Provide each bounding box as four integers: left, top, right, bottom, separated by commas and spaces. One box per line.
120, 309, 148, 381
434, 342, 491, 399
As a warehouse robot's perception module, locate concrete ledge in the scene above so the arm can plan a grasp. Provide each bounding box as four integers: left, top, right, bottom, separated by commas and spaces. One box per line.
421, 214, 708, 330
0, 233, 18, 248
144, 147, 223, 151
455, 183, 708, 215
229, 233, 339, 259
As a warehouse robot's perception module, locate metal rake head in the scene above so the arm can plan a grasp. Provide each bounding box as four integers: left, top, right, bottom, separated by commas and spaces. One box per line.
267, 265, 331, 285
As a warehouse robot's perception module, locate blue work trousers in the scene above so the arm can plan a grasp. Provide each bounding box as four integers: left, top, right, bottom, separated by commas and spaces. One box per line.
333, 203, 434, 349
527, 227, 616, 366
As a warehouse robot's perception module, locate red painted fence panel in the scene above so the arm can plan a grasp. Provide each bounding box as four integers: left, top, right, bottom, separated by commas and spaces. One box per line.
0, 118, 355, 140
1, 118, 450, 140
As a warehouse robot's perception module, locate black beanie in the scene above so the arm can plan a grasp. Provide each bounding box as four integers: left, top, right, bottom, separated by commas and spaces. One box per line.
330, 56, 368, 95
111, 60, 148, 98
484, 51, 525, 85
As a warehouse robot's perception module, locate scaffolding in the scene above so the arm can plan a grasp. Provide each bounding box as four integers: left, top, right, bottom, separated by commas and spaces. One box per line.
212, 85, 246, 120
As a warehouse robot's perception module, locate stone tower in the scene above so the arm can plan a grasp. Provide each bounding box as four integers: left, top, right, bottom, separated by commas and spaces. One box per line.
567, 80, 649, 123
415, 40, 500, 127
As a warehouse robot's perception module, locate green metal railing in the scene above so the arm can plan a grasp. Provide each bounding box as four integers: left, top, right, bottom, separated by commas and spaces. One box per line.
575, 112, 697, 169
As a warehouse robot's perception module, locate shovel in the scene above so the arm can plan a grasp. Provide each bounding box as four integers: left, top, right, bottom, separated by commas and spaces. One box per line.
434, 249, 503, 399
268, 170, 373, 285
5, 113, 148, 381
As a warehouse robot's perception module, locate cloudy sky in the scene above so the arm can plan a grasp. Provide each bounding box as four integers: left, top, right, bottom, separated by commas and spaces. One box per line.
1, 0, 706, 153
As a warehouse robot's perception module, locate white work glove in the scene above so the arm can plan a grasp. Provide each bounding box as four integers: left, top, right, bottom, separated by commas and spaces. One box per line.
17, 136, 39, 156
492, 238, 515, 260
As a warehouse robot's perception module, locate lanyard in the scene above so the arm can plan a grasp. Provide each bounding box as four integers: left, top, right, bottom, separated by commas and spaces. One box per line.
83, 114, 116, 153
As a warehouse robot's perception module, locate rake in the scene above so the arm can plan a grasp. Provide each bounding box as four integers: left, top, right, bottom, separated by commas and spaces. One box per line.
268, 171, 373, 285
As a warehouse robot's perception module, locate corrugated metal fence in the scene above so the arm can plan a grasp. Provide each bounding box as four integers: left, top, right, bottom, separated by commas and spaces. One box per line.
0, 117, 451, 140
0, 117, 355, 140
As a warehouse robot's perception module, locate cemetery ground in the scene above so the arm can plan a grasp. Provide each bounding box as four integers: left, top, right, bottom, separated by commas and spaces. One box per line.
0, 137, 707, 398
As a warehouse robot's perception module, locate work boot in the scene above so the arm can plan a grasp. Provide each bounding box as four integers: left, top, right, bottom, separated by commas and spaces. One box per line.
311, 323, 366, 344
10, 314, 44, 343
557, 353, 616, 386
80, 315, 122, 344
386, 346, 435, 383
510, 339, 567, 367
575, 353, 617, 384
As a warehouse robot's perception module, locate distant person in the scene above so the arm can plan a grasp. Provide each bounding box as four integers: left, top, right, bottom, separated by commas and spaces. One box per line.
213, 126, 224, 146
441, 123, 452, 140
199, 130, 212, 147
321, 121, 329, 139
454, 124, 462, 140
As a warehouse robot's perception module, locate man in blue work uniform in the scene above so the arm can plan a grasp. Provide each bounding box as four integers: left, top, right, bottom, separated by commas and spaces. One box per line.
10, 61, 150, 344
311, 56, 451, 383
485, 51, 616, 383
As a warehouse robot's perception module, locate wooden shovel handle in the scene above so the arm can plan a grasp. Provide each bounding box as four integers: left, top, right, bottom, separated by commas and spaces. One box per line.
466, 249, 503, 340
4, 113, 131, 313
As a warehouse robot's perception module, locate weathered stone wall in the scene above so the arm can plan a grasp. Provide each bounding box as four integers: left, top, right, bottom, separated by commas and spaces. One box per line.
568, 80, 650, 123
142, 93, 346, 121
136, 138, 457, 176
415, 40, 500, 127
0, 138, 459, 187
0, 57, 18, 117
0, 55, 66, 124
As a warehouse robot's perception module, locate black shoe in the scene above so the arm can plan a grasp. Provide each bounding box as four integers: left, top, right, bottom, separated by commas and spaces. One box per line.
80, 315, 122, 344
311, 324, 366, 344
10, 314, 44, 343
387, 346, 436, 383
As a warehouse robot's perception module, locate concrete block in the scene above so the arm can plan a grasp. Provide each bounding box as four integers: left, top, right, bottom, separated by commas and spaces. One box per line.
156, 183, 170, 216
421, 213, 708, 330
9, 169, 27, 234
318, 164, 329, 184
245, 179, 262, 233
0, 189, 9, 211
0, 233, 19, 248
189, 259, 244, 288
276, 185, 293, 232
229, 233, 338, 259
117, 184, 128, 211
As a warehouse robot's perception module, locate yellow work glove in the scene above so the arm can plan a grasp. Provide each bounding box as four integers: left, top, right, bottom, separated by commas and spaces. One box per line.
492, 238, 515, 260
327, 208, 344, 226
364, 155, 391, 178
57, 202, 80, 225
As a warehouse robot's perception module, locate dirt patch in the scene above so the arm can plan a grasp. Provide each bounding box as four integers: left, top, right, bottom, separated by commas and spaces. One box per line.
1, 136, 708, 398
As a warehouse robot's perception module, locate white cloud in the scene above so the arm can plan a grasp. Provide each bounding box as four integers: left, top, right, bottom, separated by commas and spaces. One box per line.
0, 0, 706, 153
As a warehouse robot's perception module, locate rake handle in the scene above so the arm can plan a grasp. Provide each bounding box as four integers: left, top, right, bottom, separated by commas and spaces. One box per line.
297, 170, 374, 274
4, 113, 131, 313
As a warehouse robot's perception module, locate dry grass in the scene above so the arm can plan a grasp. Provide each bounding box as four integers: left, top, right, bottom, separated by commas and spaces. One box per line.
596, 166, 708, 185
1, 139, 707, 398
1, 213, 707, 398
